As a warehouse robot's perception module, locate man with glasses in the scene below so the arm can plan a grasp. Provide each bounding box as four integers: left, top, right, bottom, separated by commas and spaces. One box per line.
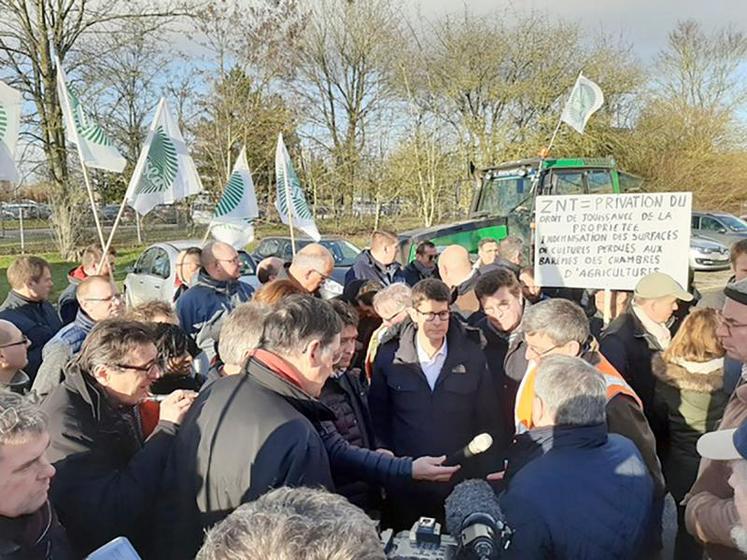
176, 241, 254, 359
474, 269, 528, 431
686, 278, 747, 557
173, 247, 202, 302
58, 243, 117, 325
368, 278, 504, 530
33, 276, 124, 399
0, 319, 32, 393
41, 319, 196, 557
364, 283, 413, 380
403, 240, 439, 287
278, 243, 336, 297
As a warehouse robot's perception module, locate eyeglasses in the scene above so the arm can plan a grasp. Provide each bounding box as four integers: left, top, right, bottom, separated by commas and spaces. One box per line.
0, 335, 28, 349
526, 343, 561, 358
114, 359, 161, 375
84, 294, 123, 304
415, 308, 450, 322
717, 311, 747, 336
216, 257, 240, 265
483, 301, 515, 315
313, 269, 332, 281
381, 308, 407, 323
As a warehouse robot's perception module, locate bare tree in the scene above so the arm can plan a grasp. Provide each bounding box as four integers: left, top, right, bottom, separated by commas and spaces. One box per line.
0, 0, 188, 257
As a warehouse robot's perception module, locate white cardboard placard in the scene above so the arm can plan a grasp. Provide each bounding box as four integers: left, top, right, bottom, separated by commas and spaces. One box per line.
534, 192, 692, 290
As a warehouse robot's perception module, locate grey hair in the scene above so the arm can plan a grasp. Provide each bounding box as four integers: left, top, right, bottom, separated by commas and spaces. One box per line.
499, 236, 523, 259
373, 283, 412, 312
521, 298, 590, 345
260, 295, 342, 356
218, 303, 271, 367
292, 251, 330, 273
0, 392, 47, 447
197, 487, 385, 560
534, 355, 606, 426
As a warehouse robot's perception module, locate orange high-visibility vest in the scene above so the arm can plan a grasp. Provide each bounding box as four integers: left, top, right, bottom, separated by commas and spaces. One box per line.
514, 353, 643, 432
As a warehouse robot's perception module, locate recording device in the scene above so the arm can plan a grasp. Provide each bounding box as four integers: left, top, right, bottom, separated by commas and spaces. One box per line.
382, 517, 457, 559
383, 480, 511, 559
444, 433, 493, 467
445, 480, 512, 560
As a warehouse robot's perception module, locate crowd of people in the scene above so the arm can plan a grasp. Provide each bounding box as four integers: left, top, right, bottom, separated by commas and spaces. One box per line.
2, 233, 747, 559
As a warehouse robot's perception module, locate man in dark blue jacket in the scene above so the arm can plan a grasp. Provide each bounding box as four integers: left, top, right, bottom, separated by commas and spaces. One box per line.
320, 300, 458, 514
0, 256, 61, 380
176, 241, 254, 359
369, 279, 505, 530
345, 230, 405, 287
33, 275, 124, 399
402, 241, 439, 286
499, 355, 654, 560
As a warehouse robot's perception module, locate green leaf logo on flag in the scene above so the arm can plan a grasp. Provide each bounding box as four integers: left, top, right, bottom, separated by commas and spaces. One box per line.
214, 171, 244, 217
0, 104, 7, 142
68, 86, 114, 147
135, 126, 178, 195
277, 162, 313, 220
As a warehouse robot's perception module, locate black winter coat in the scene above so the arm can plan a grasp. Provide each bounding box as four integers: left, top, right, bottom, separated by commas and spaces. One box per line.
0, 502, 73, 560
153, 355, 335, 560
600, 310, 665, 434
369, 317, 506, 528
0, 291, 61, 380
41, 365, 178, 557
320, 368, 413, 510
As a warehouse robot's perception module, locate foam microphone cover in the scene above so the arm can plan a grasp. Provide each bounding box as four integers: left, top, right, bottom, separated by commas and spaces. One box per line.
445, 479, 504, 537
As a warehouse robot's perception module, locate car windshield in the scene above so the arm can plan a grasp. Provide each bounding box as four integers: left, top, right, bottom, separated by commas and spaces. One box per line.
719, 215, 747, 232
476, 174, 534, 216
238, 252, 257, 275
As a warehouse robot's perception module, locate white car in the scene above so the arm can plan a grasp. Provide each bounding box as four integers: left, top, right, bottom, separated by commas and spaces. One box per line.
124, 240, 259, 307
689, 235, 730, 272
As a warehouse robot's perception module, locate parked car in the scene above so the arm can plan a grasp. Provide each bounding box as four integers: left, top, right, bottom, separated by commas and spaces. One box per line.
124, 240, 258, 307
101, 204, 135, 223
689, 235, 730, 271
692, 211, 747, 246
252, 235, 361, 285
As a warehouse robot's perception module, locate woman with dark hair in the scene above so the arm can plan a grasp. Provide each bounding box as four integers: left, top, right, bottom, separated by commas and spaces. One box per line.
140, 323, 202, 437
653, 307, 729, 560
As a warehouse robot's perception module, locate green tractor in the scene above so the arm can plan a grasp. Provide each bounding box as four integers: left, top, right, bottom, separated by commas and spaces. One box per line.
398, 156, 642, 263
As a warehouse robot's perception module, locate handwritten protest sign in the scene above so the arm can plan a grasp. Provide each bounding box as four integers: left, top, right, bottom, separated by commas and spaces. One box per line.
534, 192, 692, 290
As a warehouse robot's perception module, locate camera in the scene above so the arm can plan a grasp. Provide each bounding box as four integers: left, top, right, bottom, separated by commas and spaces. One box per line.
382, 517, 457, 559
382, 480, 513, 559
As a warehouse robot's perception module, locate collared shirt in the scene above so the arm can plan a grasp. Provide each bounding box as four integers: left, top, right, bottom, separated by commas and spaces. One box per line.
416, 336, 448, 390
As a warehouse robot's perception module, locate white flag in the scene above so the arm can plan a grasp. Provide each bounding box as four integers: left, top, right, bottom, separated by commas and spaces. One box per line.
560, 73, 604, 134
125, 98, 203, 216
274, 133, 320, 241
56, 58, 126, 173
0, 80, 22, 183
210, 147, 259, 248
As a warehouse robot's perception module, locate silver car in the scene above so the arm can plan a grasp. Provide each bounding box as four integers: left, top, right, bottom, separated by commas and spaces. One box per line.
689, 235, 730, 272
124, 240, 259, 307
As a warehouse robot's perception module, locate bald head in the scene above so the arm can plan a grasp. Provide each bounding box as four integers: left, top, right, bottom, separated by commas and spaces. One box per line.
438, 245, 473, 288
0, 319, 20, 346
257, 257, 284, 284
202, 241, 241, 282
288, 244, 335, 294
76, 276, 122, 322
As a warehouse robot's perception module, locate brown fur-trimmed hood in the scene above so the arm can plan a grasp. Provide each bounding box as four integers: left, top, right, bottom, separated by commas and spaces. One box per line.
652, 354, 724, 393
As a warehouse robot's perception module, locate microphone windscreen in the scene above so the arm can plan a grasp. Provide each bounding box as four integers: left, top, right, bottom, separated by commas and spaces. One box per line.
445, 479, 503, 537
467, 433, 493, 455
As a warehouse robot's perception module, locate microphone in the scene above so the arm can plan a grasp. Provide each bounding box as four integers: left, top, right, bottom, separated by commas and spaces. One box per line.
445, 480, 512, 559
444, 433, 493, 467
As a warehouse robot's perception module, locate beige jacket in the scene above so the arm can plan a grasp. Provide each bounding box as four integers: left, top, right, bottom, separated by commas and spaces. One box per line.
685, 383, 747, 559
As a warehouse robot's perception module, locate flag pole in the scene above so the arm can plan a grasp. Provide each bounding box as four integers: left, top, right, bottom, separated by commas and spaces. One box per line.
284, 163, 296, 257
97, 98, 165, 274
